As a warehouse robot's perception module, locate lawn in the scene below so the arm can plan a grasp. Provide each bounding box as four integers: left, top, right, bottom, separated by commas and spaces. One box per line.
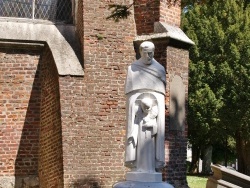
187, 175, 208, 188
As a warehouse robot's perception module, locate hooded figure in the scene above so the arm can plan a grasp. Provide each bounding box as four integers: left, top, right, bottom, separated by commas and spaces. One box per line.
125, 41, 166, 172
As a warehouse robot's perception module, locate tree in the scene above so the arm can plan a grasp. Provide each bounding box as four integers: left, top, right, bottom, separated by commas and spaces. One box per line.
182, 0, 250, 174
107, 0, 190, 22
107, 0, 250, 22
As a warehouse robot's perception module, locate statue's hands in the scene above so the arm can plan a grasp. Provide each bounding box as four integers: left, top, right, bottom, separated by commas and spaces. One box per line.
127, 136, 134, 144
142, 117, 155, 128
143, 122, 154, 128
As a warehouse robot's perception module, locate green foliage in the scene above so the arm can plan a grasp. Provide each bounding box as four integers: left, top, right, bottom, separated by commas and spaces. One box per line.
106, 0, 184, 22
182, 0, 250, 163
106, 0, 250, 22
106, 4, 133, 22
96, 34, 104, 40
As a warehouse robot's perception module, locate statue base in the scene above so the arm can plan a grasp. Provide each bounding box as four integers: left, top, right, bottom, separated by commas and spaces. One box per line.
126, 171, 162, 182
113, 172, 174, 188
113, 181, 174, 188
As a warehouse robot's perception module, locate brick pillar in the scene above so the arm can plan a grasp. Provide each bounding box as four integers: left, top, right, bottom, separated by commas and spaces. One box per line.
39, 45, 64, 188
164, 46, 189, 187
134, 0, 181, 35
0, 46, 41, 187
0, 43, 66, 187
159, 0, 181, 27
134, 0, 160, 35
133, 1, 191, 187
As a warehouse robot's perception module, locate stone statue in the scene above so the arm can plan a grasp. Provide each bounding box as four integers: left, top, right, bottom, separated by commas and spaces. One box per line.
125, 41, 166, 175
113, 41, 174, 187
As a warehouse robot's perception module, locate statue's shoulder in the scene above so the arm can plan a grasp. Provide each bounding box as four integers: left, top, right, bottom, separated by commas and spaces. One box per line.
152, 59, 165, 71
131, 60, 141, 66
129, 59, 165, 74
128, 60, 142, 71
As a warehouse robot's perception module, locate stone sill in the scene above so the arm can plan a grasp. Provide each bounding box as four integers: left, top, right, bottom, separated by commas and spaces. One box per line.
134, 22, 195, 47
0, 40, 45, 51
0, 20, 83, 76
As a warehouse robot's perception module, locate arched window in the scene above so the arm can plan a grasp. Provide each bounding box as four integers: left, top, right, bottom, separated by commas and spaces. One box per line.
0, 0, 73, 23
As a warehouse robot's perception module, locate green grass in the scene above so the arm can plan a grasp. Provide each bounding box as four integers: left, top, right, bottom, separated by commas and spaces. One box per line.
187, 175, 208, 188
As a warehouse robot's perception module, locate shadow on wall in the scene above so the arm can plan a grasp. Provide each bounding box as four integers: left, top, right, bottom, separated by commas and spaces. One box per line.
14, 58, 41, 188
164, 95, 188, 187
72, 176, 101, 188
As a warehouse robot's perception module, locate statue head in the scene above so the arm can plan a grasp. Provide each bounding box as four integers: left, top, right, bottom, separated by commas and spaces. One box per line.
139, 41, 155, 65
141, 97, 153, 113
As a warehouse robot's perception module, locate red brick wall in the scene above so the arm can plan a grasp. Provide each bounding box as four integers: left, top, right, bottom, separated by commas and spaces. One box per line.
0, 45, 65, 187
39, 45, 64, 188
134, 0, 181, 35
160, 0, 181, 27
134, 0, 160, 35
0, 0, 187, 187
60, 74, 129, 188
0, 48, 41, 179
60, 0, 136, 187
164, 46, 189, 187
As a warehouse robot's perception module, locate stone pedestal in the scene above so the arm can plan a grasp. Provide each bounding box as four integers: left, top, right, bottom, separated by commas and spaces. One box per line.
113, 172, 174, 188
113, 180, 174, 188
126, 171, 162, 182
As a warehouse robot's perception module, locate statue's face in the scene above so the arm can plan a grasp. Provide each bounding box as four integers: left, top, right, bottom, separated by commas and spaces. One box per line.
140, 48, 154, 65
141, 98, 153, 113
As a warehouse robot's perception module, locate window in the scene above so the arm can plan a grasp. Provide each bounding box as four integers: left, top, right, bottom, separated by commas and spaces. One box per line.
0, 0, 72, 23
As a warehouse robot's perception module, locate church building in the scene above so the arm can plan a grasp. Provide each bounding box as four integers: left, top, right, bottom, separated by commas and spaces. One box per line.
0, 0, 193, 187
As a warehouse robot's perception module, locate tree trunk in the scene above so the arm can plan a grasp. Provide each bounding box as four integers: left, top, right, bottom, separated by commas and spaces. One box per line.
189, 145, 200, 173
202, 145, 212, 175
235, 131, 249, 175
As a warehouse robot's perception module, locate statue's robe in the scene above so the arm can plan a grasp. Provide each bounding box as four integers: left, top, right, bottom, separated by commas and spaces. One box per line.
124, 58, 166, 170
134, 101, 158, 172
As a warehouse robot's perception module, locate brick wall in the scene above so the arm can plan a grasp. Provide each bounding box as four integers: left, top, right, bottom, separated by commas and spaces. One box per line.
59, 75, 128, 188
134, 0, 160, 35
0, 47, 41, 187
60, 0, 136, 187
160, 0, 181, 27
39, 45, 64, 188
0, 0, 189, 187
164, 46, 189, 187
134, 0, 181, 35
0, 44, 65, 188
